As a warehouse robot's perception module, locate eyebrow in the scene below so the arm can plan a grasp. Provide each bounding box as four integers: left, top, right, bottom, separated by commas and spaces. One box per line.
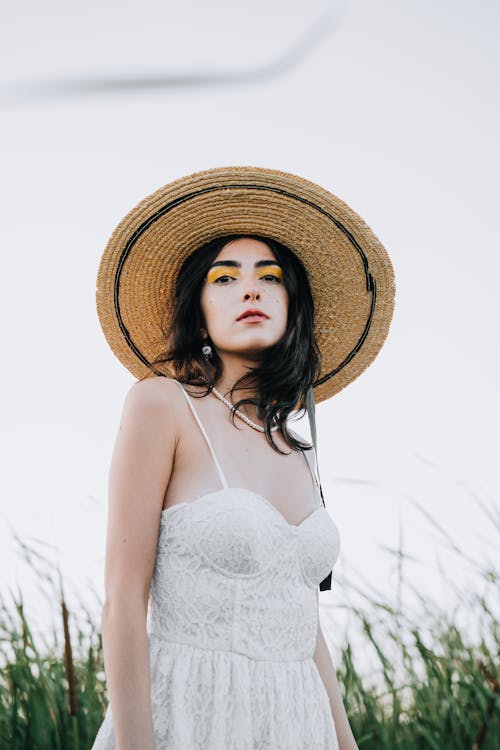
208, 260, 282, 269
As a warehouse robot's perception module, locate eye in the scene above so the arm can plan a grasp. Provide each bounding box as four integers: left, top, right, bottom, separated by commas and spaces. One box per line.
213, 274, 236, 283
260, 273, 282, 283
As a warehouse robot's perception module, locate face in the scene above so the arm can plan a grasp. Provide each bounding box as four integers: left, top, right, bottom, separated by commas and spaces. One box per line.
200, 237, 289, 360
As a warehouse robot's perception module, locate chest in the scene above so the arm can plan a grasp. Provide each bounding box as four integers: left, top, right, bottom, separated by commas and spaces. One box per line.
164, 409, 320, 525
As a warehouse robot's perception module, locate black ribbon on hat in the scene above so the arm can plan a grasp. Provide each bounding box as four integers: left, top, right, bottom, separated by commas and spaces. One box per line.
306, 386, 333, 592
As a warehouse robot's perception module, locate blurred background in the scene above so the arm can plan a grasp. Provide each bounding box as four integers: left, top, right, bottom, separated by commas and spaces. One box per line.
1, 0, 498, 683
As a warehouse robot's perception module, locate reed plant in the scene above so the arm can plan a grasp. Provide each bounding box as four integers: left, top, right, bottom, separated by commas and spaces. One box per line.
0, 489, 498, 749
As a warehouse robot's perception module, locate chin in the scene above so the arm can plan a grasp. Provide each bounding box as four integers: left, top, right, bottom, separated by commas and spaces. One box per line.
236, 339, 280, 356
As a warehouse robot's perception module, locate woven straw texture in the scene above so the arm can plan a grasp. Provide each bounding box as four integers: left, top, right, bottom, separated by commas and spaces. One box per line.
96, 165, 396, 404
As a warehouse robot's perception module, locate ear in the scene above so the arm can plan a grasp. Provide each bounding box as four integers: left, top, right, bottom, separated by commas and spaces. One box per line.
200, 327, 208, 339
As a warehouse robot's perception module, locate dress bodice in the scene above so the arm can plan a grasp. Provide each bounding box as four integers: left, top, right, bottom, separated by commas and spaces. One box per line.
147, 486, 340, 661
146, 380, 341, 662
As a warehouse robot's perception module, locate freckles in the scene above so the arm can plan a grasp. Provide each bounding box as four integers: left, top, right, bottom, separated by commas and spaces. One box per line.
261, 287, 281, 301
262, 289, 287, 305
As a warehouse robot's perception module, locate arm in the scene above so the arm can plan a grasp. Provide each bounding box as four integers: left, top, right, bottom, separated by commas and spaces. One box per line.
313, 600, 359, 750
101, 599, 155, 750
100, 377, 180, 750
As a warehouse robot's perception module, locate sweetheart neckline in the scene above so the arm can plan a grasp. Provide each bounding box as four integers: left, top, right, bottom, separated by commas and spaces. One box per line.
160, 487, 326, 531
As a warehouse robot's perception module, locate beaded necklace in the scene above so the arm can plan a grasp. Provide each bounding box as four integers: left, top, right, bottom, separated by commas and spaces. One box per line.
209, 385, 279, 434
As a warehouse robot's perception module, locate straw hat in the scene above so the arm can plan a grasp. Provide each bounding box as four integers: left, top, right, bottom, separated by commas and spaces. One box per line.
96, 165, 396, 405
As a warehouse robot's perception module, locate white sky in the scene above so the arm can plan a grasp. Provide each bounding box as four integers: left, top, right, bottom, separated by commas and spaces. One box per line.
1, 0, 498, 669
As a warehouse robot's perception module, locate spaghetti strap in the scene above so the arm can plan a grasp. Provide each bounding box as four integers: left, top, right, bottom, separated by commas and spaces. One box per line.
310, 445, 321, 489
173, 379, 229, 490
300, 447, 321, 492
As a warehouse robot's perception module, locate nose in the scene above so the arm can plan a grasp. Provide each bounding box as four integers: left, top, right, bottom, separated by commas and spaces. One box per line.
242, 286, 261, 302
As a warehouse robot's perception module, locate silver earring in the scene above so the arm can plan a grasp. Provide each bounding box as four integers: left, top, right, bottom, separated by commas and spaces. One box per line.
202, 344, 213, 359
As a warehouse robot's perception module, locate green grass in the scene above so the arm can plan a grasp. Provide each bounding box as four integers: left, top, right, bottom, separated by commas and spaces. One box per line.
0, 490, 498, 749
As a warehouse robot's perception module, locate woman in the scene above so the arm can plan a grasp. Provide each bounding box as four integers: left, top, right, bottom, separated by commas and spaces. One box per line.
91, 166, 396, 750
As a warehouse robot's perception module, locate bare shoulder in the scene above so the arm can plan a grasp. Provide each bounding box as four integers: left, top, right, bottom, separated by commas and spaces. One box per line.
117, 375, 188, 446
126, 375, 185, 411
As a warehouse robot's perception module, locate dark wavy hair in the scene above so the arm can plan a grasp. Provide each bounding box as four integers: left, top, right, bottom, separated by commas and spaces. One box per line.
140, 234, 322, 455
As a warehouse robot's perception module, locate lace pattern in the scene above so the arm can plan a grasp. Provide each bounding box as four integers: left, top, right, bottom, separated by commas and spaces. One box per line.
90, 381, 342, 748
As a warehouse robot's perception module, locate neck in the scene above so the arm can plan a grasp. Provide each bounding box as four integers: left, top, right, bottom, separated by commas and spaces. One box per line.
214, 356, 263, 421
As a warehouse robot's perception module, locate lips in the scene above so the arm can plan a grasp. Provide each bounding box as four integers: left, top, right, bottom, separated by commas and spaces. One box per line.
237, 309, 269, 321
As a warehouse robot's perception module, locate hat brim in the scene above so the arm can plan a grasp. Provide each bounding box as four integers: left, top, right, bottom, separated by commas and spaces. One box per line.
96, 165, 396, 404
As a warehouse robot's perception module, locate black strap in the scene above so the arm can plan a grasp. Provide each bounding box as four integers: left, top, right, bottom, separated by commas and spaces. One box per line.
306, 386, 333, 592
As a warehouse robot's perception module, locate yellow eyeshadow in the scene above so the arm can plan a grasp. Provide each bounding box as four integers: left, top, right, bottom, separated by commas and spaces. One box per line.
206, 267, 240, 284
257, 265, 283, 280
205, 264, 283, 284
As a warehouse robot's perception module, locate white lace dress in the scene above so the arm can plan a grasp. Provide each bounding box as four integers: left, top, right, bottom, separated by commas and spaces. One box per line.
91, 382, 341, 749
